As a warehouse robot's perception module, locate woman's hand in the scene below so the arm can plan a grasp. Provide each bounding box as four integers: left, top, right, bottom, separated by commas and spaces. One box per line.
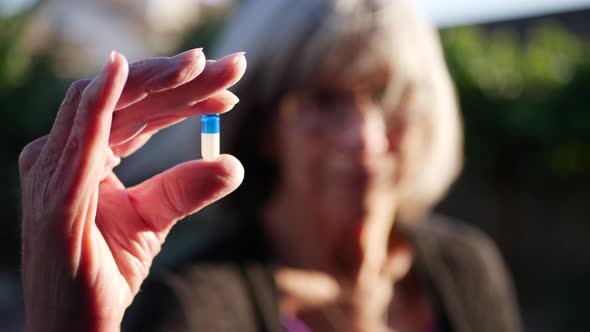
18, 49, 246, 332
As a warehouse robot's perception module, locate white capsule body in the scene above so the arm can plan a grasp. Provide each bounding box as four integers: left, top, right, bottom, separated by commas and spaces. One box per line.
201, 133, 220, 161
201, 114, 220, 161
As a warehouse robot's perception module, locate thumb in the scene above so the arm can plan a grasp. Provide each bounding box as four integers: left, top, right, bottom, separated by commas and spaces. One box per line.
126, 155, 244, 237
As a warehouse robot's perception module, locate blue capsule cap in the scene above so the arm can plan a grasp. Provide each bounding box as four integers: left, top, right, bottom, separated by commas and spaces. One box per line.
201, 114, 220, 134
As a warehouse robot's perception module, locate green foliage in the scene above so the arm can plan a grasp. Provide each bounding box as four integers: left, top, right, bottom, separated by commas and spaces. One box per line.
174, 7, 230, 55
0, 11, 33, 90
442, 23, 590, 180
0, 12, 69, 266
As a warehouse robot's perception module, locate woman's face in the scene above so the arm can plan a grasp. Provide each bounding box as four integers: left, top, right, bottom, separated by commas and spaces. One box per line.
273, 72, 402, 225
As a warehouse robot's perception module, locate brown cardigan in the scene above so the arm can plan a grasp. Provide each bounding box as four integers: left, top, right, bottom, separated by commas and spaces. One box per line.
123, 215, 522, 332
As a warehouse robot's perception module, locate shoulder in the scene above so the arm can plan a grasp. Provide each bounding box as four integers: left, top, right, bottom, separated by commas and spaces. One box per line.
123, 262, 264, 332
405, 214, 509, 283
401, 214, 523, 332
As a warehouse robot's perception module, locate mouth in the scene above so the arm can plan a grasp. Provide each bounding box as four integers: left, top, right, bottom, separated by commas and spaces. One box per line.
341, 171, 370, 190
322, 152, 397, 199
322, 169, 371, 196
325, 158, 375, 189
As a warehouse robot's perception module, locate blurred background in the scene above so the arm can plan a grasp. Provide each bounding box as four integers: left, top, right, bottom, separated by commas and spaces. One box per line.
1, 0, 589, 331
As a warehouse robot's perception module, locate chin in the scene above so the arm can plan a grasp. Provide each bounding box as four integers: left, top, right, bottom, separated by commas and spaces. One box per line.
325, 205, 370, 225
323, 191, 371, 220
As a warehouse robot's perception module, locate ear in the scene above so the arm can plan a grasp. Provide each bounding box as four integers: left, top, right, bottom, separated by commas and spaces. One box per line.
387, 85, 413, 159
387, 90, 421, 186
388, 113, 409, 187
387, 113, 408, 157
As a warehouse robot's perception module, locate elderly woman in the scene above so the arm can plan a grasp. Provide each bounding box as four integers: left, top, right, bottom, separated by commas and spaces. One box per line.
19, 0, 521, 331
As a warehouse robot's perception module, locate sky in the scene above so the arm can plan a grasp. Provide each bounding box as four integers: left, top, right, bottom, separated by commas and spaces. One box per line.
416, 0, 590, 26
2, 0, 590, 26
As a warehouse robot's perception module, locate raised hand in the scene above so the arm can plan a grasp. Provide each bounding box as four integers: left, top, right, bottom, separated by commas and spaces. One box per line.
18, 49, 246, 332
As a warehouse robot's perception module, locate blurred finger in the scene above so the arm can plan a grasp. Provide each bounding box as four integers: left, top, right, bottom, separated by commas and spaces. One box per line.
109, 53, 245, 146
116, 48, 206, 110
51, 52, 128, 205
127, 155, 244, 240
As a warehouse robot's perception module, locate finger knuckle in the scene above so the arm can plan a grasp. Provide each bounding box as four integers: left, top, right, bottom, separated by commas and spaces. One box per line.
128, 231, 161, 276
40, 193, 81, 230
129, 58, 152, 70
62, 79, 92, 111
18, 136, 48, 175
169, 55, 204, 87
169, 65, 194, 87
161, 175, 187, 219
18, 144, 34, 173
63, 131, 81, 156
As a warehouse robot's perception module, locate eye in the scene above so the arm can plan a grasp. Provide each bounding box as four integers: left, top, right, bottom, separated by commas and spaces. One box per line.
370, 85, 388, 105
313, 91, 343, 110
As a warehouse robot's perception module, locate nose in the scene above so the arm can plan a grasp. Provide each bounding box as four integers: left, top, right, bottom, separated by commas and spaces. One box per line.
333, 93, 389, 159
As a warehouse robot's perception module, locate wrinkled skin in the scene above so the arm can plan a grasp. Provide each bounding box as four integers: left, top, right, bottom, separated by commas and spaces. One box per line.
19, 49, 246, 332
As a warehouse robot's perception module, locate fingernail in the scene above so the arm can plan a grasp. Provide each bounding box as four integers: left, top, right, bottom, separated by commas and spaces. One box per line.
215, 90, 240, 105
98, 51, 116, 77
174, 48, 204, 61
105, 51, 116, 68
234, 52, 245, 61
94, 52, 115, 86
231, 52, 245, 64
215, 52, 246, 65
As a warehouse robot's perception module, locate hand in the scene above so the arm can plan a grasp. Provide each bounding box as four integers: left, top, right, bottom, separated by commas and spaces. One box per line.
18, 49, 246, 332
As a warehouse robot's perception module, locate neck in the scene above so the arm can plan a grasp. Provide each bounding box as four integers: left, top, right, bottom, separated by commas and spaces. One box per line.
262, 189, 398, 285
265, 189, 412, 328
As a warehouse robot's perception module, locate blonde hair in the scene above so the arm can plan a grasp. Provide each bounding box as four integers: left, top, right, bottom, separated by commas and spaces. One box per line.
213, 0, 463, 223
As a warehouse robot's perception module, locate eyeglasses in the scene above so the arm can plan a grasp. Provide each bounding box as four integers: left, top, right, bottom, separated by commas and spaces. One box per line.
288, 89, 394, 136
